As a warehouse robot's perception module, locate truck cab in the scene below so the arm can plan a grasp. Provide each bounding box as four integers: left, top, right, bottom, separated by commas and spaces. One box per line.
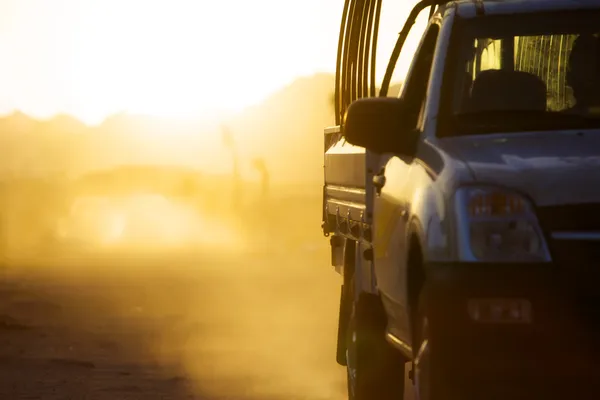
323, 1, 600, 399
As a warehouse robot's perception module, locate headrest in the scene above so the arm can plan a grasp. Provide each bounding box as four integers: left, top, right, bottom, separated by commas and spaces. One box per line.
567, 34, 600, 95
459, 72, 474, 110
467, 69, 547, 112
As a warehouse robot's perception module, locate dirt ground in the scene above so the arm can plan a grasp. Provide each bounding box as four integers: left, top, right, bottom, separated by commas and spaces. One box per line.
0, 241, 348, 400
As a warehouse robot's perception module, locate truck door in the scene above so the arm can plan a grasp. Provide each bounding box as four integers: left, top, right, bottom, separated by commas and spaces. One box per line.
373, 20, 440, 346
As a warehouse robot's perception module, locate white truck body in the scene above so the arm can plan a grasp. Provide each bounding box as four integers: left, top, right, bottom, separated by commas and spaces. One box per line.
323, 1, 600, 399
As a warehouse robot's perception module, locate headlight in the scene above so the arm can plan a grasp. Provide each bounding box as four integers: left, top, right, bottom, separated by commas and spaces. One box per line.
454, 186, 550, 262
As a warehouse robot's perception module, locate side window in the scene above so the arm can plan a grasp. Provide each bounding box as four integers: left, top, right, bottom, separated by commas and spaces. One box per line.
383, 11, 430, 98
466, 39, 502, 79
479, 39, 502, 72
398, 24, 440, 131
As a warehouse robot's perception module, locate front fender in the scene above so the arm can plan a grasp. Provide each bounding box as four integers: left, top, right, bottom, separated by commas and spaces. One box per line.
407, 182, 453, 264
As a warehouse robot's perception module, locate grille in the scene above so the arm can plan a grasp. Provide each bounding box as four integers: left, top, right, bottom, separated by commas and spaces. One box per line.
536, 204, 600, 327
536, 203, 600, 232
548, 240, 600, 316
550, 240, 600, 268
535, 203, 600, 267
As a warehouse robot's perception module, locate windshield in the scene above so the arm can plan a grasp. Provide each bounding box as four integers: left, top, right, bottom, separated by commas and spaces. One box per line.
446, 10, 600, 136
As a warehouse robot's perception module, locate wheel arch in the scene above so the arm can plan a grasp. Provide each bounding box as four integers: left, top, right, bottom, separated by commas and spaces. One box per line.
406, 217, 426, 352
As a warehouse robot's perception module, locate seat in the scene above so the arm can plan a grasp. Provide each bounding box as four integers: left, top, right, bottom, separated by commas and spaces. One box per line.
465, 69, 547, 113
458, 72, 474, 111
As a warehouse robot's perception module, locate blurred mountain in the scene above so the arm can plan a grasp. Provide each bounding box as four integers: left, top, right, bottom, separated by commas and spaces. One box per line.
226, 75, 402, 185
0, 111, 38, 135
230, 73, 335, 185
0, 72, 400, 185
388, 83, 403, 97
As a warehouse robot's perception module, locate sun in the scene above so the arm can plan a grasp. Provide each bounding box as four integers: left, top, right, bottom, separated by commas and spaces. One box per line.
65, 0, 298, 125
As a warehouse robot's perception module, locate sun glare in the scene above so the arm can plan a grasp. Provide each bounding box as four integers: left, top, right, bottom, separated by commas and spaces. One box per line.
0, 0, 420, 125
50, 0, 346, 125
67, 1, 256, 124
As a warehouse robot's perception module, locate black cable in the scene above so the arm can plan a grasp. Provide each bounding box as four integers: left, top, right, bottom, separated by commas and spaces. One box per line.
348, 0, 365, 107
361, 0, 377, 99
335, 0, 352, 125
341, 0, 358, 122
370, 0, 382, 97
357, 0, 370, 99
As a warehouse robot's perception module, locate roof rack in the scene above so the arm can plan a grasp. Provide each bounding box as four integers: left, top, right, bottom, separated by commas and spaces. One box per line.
334, 0, 452, 124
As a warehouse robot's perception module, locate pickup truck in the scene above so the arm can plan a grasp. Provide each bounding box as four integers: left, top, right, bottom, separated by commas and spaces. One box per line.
322, 0, 600, 399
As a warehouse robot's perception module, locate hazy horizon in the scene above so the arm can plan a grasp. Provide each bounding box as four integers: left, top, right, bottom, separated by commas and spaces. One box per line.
0, 72, 338, 184
0, 72, 334, 127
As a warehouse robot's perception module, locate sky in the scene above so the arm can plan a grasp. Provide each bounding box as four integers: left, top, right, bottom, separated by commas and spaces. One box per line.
0, 0, 425, 125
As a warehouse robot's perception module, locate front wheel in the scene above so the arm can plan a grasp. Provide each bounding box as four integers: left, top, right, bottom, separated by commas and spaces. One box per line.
346, 279, 406, 400
413, 302, 432, 400
413, 292, 448, 400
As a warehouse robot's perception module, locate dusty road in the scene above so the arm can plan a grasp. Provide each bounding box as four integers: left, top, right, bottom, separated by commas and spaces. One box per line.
0, 243, 347, 399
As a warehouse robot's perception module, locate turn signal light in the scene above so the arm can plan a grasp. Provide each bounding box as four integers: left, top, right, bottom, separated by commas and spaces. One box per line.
468, 192, 527, 217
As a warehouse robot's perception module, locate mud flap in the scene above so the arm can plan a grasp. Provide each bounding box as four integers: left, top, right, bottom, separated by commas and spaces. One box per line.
336, 284, 350, 365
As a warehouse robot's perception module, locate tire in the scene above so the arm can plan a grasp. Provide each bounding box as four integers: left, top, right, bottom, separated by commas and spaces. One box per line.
413, 291, 431, 400
413, 291, 446, 400
346, 277, 406, 400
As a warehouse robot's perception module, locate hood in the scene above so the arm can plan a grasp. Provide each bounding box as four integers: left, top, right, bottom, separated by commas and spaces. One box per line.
442, 130, 600, 206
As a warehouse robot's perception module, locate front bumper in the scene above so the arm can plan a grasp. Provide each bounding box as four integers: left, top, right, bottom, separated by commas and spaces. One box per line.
423, 262, 600, 395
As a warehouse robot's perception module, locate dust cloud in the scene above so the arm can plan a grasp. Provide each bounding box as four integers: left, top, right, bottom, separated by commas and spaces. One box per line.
0, 75, 348, 399
0, 179, 346, 400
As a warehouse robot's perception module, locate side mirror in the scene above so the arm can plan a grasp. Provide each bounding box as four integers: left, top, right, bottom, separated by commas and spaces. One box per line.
343, 97, 416, 155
